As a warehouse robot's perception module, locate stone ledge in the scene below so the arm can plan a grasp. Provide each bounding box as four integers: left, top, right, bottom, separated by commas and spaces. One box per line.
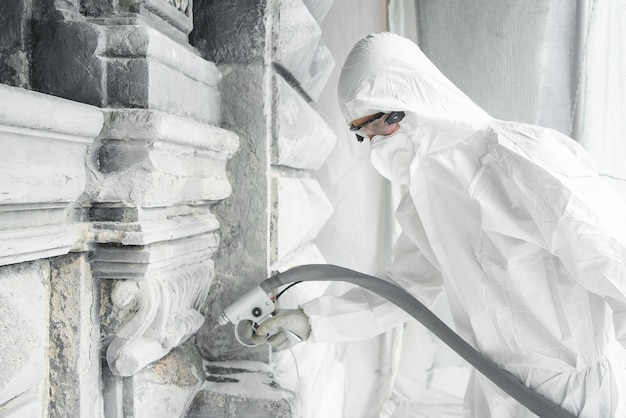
92, 232, 219, 280
0, 225, 78, 266
0, 83, 103, 140
102, 109, 239, 157
92, 212, 220, 246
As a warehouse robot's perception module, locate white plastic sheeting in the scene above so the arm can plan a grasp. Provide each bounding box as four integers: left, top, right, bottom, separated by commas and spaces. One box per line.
572, 0, 626, 179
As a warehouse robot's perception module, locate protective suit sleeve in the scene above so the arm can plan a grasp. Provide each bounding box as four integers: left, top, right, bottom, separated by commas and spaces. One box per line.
301, 233, 443, 342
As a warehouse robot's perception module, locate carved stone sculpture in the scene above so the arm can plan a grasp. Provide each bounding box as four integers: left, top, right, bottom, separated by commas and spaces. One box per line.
106, 261, 213, 376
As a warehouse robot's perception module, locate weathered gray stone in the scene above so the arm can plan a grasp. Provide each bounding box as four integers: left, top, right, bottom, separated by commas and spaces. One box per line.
121, 342, 204, 418
0, 0, 32, 88
85, 114, 237, 207
195, 64, 272, 363
79, 0, 118, 17
0, 260, 49, 417
32, 20, 106, 106
49, 254, 103, 418
103, 341, 204, 418
186, 361, 296, 418
275, 75, 336, 170
190, 0, 271, 65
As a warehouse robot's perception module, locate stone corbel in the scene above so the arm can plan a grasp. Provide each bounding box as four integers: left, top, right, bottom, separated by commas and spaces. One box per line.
106, 260, 213, 376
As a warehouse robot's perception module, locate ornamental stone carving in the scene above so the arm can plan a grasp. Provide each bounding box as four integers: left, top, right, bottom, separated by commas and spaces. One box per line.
106, 261, 213, 376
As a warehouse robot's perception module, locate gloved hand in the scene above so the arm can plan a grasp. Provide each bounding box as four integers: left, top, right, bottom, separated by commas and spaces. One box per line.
253, 308, 311, 351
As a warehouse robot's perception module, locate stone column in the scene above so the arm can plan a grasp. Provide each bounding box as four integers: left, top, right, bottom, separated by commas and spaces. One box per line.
189, 0, 336, 416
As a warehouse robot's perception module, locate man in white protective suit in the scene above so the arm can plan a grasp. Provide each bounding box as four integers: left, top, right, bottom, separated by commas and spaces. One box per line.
253, 32, 626, 417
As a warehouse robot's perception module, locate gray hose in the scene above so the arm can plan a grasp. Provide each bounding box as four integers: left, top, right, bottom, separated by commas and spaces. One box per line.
261, 264, 577, 418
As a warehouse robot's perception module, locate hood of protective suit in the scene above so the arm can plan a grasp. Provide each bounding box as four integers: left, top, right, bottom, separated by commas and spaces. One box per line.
338, 32, 491, 154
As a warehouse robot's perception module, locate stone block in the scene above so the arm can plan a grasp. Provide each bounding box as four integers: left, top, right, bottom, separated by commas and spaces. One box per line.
186, 361, 295, 418
190, 0, 270, 65
0, 83, 102, 266
102, 342, 204, 418
275, 75, 336, 170
195, 64, 272, 363
0, 0, 32, 88
49, 254, 103, 418
274, 0, 321, 87
86, 109, 238, 208
32, 20, 106, 106
92, 231, 219, 278
0, 260, 49, 417
274, 177, 333, 261
113, 342, 205, 418
92, 210, 221, 246
102, 25, 220, 124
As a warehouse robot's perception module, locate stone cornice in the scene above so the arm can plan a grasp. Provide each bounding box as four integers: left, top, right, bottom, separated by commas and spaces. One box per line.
0, 84, 103, 266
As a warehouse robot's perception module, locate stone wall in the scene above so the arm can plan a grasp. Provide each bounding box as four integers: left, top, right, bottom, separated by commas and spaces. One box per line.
189, 0, 336, 416
1, 0, 337, 416
0, 84, 103, 416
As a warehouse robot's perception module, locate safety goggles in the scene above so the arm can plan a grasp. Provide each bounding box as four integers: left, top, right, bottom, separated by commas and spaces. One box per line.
349, 111, 406, 142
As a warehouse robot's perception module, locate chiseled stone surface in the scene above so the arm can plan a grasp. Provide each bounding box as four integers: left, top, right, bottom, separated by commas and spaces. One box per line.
275, 75, 336, 170
32, 20, 106, 107
195, 64, 272, 363
114, 342, 205, 418
190, 0, 270, 65
86, 110, 238, 208
0, 0, 32, 88
0, 260, 49, 417
102, 25, 220, 125
186, 361, 295, 418
49, 254, 102, 418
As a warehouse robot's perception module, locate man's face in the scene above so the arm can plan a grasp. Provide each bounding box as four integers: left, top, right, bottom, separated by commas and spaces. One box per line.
350, 113, 402, 142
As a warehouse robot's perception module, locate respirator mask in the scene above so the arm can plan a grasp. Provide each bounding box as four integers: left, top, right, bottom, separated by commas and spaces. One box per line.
369, 129, 415, 184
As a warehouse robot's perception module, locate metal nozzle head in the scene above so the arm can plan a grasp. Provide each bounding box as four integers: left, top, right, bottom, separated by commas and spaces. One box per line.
217, 312, 230, 326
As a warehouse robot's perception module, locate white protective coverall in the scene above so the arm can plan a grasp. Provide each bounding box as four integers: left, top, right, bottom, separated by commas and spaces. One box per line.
301, 32, 626, 417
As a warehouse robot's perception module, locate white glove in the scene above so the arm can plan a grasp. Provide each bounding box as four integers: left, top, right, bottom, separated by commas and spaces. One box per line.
253, 308, 311, 350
